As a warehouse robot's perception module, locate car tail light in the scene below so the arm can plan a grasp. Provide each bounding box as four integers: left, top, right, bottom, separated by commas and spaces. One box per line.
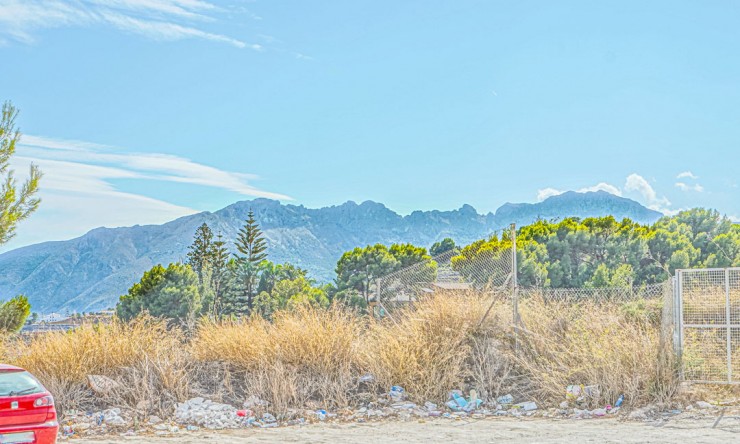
34, 396, 54, 407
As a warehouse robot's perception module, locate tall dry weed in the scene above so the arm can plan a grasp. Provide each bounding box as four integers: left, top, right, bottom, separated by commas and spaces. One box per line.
514, 296, 679, 407
362, 293, 513, 403
192, 305, 362, 414
6, 317, 188, 415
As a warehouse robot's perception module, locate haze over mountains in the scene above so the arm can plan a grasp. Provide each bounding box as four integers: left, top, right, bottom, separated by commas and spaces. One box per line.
0, 191, 662, 314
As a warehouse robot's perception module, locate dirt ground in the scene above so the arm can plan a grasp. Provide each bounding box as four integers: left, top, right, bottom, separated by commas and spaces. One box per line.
72, 416, 740, 444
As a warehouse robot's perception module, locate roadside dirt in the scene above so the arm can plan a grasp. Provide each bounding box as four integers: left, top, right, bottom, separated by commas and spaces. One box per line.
71, 415, 740, 443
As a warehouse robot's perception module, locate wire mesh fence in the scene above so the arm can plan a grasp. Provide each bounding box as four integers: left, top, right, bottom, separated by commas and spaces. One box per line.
373, 247, 514, 318
518, 283, 670, 303
677, 268, 740, 383
372, 239, 740, 385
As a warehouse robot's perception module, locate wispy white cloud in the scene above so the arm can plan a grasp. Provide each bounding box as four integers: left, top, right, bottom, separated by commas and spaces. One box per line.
677, 171, 699, 180
675, 182, 704, 193
1, 134, 289, 250
0, 0, 256, 48
624, 173, 671, 213
19, 135, 291, 200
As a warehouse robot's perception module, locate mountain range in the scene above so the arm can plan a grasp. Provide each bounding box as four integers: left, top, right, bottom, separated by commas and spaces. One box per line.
0, 191, 662, 314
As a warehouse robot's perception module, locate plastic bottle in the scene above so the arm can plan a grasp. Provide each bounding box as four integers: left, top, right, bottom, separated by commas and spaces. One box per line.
615, 394, 624, 408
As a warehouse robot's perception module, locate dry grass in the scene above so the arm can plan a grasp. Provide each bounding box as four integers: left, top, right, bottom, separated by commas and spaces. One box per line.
362, 293, 514, 403
191, 305, 362, 414
2, 292, 686, 417
513, 295, 679, 407
5, 317, 188, 416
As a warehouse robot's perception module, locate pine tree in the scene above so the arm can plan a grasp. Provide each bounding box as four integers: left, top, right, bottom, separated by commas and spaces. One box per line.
233, 210, 268, 312
210, 232, 230, 319
236, 210, 268, 264
187, 222, 215, 285
0, 101, 42, 245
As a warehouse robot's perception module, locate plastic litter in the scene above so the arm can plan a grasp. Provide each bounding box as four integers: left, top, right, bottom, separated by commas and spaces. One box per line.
445, 390, 483, 412
389, 386, 406, 402
496, 394, 514, 405
514, 401, 537, 412
262, 413, 277, 424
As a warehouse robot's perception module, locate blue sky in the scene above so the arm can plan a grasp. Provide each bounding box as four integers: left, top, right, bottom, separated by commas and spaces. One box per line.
1, 0, 738, 250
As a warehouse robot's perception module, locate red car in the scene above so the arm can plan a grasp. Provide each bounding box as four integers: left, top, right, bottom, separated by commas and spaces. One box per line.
0, 365, 58, 444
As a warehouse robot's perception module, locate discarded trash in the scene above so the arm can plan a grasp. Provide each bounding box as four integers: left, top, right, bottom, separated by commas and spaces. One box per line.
262, 413, 277, 424
445, 401, 459, 411
615, 394, 624, 408
186, 425, 200, 431
316, 410, 327, 421
445, 390, 483, 412
592, 408, 607, 417
566, 384, 600, 404
496, 394, 514, 405
452, 392, 468, 409
514, 402, 537, 412
236, 409, 252, 417
389, 386, 406, 402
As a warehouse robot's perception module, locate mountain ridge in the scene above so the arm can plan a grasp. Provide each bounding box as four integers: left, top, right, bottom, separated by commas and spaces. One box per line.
0, 191, 662, 313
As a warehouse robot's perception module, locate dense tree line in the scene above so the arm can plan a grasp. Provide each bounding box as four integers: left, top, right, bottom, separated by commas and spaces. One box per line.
452, 209, 740, 289
115, 208, 740, 325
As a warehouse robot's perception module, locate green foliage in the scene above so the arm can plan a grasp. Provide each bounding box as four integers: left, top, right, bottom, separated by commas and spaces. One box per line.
335, 244, 399, 303
430, 238, 457, 256
233, 210, 268, 311
334, 243, 436, 305
451, 210, 740, 289
0, 295, 31, 333
254, 276, 329, 320
116, 263, 201, 325
187, 222, 215, 284
0, 101, 42, 245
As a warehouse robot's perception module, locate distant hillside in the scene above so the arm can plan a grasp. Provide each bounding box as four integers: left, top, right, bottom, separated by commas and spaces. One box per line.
0, 191, 662, 313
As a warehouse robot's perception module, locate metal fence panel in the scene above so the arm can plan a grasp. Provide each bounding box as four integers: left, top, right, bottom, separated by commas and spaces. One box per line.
678, 268, 740, 384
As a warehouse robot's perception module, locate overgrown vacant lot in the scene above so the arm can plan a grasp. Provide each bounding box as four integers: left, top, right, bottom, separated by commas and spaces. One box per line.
0, 292, 683, 421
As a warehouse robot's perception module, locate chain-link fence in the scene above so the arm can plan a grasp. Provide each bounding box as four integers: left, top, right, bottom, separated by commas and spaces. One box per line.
677, 268, 740, 384
373, 247, 514, 318
518, 283, 670, 303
